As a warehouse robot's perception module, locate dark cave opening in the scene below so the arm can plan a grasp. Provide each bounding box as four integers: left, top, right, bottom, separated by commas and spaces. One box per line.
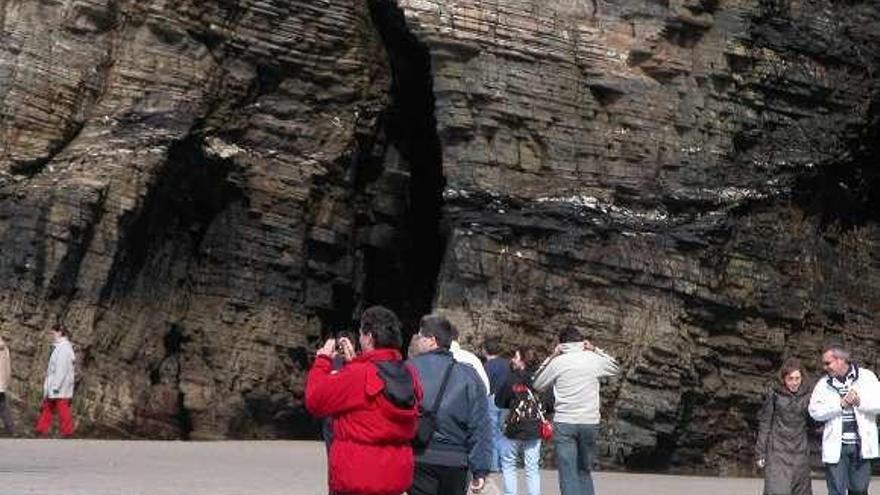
793, 95, 880, 228
99, 133, 246, 301
362, 0, 447, 342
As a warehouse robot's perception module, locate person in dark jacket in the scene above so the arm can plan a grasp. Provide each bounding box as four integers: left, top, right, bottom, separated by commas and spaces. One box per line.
408, 314, 492, 495
483, 336, 510, 472
756, 357, 813, 495
306, 306, 423, 495
495, 346, 547, 495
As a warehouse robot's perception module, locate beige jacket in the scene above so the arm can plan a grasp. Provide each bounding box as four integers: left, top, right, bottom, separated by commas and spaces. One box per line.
0, 343, 11, 393
532, 342, 619, 424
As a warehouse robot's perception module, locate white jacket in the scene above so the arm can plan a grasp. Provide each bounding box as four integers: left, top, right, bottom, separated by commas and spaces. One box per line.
809, 366, 880, 463
0, 344, 10, 393
450, 341, 490, 395
43, 338, 75, 399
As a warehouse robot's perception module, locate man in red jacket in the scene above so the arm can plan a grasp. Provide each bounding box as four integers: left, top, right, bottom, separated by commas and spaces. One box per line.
306, 306, 422, 495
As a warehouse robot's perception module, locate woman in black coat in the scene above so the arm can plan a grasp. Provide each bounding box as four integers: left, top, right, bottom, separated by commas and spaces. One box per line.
755, 358, 813, 495
495, 347, 550, 495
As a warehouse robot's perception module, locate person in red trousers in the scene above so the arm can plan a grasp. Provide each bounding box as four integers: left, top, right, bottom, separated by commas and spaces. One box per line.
35, 324, 75, 437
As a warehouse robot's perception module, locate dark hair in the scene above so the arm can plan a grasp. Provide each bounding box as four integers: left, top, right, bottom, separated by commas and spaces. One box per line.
419, 314, 453, 349
483, 337, 503, 356
53, 324, 71, 338
779, 357, 805, 383
516, 346, 542, 373
449, 322, 460, 340
558, 325, 582, 344
359, 306, 402, 349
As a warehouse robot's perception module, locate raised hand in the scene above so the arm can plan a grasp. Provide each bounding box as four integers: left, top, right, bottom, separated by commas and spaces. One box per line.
316, 338, 337, 358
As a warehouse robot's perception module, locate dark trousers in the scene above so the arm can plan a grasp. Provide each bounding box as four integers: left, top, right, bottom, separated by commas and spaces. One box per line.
0, 392, 14, 435
410, 462, 469, 495
825, 443, 872, 495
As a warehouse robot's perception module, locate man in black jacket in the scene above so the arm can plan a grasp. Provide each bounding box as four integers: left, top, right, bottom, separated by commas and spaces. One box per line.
408, 314, 492, 495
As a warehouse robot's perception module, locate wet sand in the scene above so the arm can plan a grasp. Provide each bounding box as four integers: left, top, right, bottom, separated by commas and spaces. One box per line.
0, 439, 859, 494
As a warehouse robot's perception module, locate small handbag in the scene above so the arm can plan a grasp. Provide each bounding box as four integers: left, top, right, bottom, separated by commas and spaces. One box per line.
527, 388, 554, 440
539, 418, 554, 440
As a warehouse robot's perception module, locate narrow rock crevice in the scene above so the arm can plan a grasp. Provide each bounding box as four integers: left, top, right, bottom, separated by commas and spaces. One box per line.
365, 0, 447, 336
47, 186, 109, 302
154, 324, 193, 439
8, 121, 85, 177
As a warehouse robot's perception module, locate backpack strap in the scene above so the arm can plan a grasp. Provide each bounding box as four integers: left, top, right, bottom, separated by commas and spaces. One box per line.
428, 361, 456, 415
525, 387, 547, 422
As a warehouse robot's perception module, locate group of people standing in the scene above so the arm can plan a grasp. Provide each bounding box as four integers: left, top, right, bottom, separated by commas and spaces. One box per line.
0, 324, 77, 438
756, 344, 880, 495
305, 305, 619, 495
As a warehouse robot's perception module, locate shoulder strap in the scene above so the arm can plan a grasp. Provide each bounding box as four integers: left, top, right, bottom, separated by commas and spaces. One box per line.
525, 387, 546, 421
429, 361, 455, 414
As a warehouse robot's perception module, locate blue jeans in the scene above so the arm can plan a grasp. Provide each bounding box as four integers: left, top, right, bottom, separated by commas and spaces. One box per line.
488, 396, 504, 472
553, 422, 597, 495
500, 436, 541, 495
825, 443, 872, 495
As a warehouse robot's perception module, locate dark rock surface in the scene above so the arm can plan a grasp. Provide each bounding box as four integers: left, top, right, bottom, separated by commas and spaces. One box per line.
1, 0, 879, 474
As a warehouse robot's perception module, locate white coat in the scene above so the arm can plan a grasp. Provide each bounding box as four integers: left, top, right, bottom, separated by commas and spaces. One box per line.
43, 337, 75, 399
0, 344, 10, 393
809, 366, 880, 463
450, 341, 490, 395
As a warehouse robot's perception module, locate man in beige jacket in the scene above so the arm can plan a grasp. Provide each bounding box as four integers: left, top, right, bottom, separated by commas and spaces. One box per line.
0, 335, 15, 435
533, 326, 619, 495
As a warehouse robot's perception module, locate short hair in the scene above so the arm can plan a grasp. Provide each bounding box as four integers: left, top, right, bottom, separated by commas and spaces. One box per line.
558, 325, 582, 344
779, 357, 805, 383
359, 306, 402, 349
419, 314, 453, 349
483, 337, 503, 356
823, 344, 850, 362
53, 324, 71, 338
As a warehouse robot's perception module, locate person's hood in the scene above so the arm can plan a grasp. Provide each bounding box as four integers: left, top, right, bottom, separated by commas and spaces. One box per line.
773, 382, 810, 397
559, 342, 583, 353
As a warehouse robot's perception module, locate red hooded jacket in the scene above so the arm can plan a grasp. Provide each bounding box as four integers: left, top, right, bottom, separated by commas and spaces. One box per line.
306, 348, 422, 495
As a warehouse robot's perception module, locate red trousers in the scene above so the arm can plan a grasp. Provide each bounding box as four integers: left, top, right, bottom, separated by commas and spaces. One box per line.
34, 398, 75, 437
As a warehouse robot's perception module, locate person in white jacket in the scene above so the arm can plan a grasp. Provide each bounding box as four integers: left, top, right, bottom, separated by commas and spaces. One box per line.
809, 344, 880, 495
35, 325, 76, 437
0, 335, 15, 435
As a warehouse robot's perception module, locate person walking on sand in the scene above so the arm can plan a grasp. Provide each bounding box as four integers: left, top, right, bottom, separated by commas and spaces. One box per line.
809, 343, 880, 495
306, 306, 422, 495
532, 326, 619, 495
755, 358, 813, 495
495, 346, 549, 495
0, 335, 15, 435
408, 314, 492, 495
35, 325, 76, 437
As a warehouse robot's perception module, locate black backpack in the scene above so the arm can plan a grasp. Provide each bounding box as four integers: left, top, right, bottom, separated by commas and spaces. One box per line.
504, 384, 544, 437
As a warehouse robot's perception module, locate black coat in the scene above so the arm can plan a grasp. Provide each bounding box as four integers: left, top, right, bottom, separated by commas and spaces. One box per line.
495, 369, 552, 441
755, 385, 813, 495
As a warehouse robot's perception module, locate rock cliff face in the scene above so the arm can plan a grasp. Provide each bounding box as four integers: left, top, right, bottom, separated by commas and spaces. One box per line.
1, 0, 879, 473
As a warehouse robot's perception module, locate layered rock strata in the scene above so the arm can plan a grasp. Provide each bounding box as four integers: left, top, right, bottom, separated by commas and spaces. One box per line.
1, 0, 878, 474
